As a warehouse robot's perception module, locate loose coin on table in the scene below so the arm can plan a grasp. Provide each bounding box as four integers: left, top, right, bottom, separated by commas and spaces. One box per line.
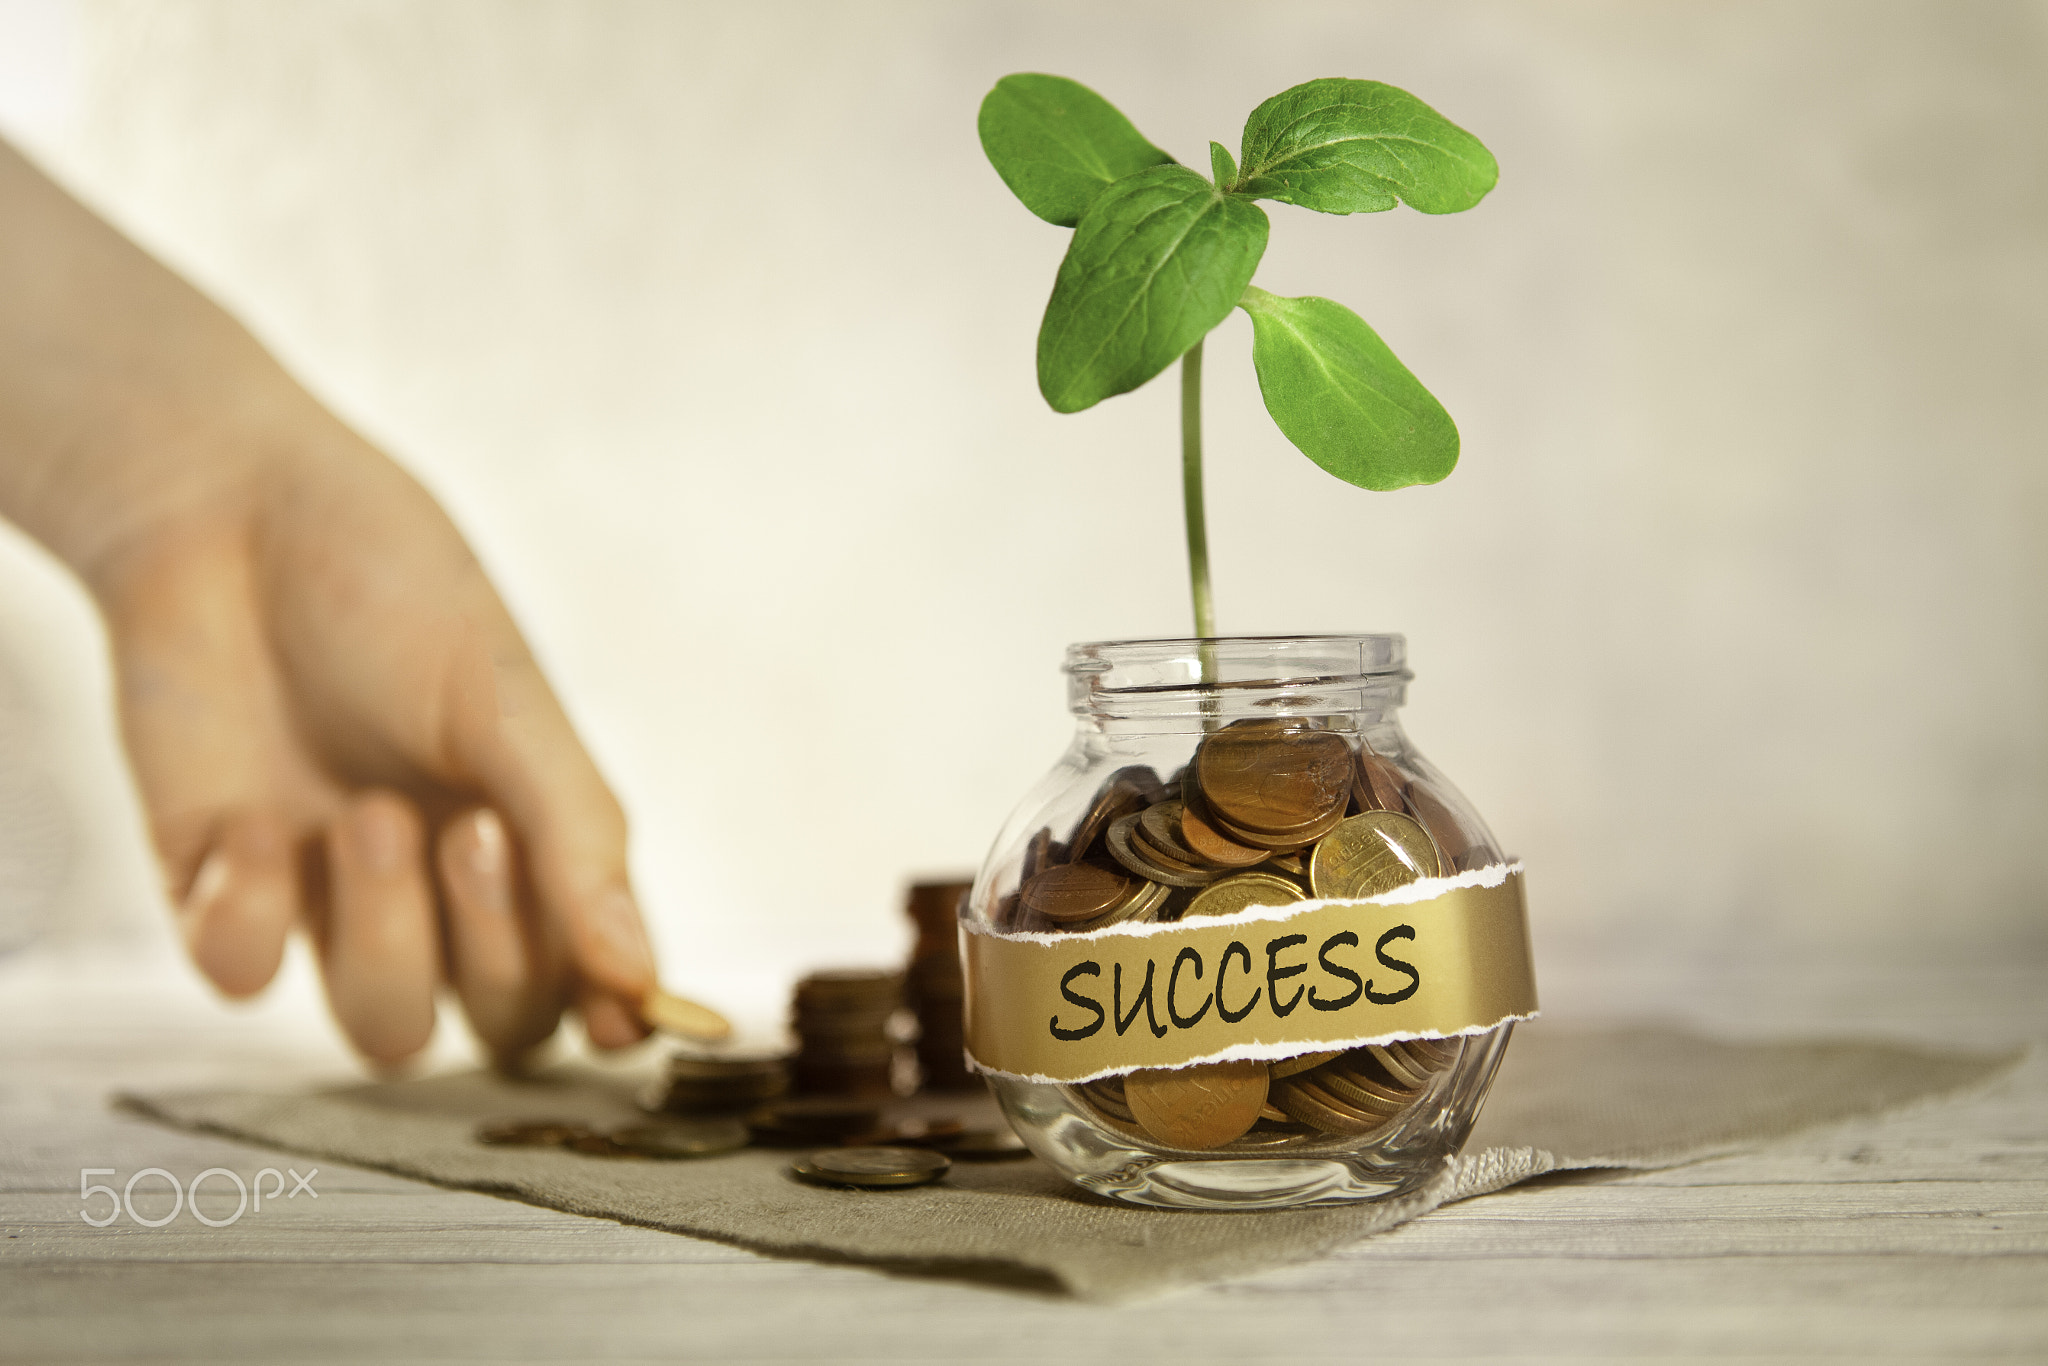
607, 1118, 750, 1159
791, 1146, 952, 1189
475, 1120, 589, 1148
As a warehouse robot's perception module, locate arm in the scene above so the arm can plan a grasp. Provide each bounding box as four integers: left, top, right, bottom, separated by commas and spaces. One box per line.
0, 138, 656, 1063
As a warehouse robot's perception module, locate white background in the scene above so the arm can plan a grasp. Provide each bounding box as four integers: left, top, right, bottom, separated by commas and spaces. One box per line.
0, 0, 2041, 1045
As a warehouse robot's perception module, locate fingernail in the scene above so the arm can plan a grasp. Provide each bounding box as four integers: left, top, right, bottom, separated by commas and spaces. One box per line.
466, 809, 507, 879
181, 849, 230, 925
587, 886, 654, 982
346, 801, 409, 876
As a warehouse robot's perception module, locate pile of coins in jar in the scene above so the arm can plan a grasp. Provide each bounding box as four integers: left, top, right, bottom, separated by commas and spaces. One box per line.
995, 718, 1486, 1152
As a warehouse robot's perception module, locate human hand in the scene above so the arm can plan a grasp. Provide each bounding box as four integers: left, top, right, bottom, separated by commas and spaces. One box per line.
0, 140, 657, 1064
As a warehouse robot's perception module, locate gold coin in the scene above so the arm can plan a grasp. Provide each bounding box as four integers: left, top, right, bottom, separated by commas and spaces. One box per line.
794, 1145, 952, 1188
1183, 872, 1306, 919
1398, 1036, 1461, 1070
1137, 801, 1209, 867
1366, 1042, 1432, 1089
1106, 813, 1215, 888
1269, 1078, 1390, 1135
1310, 1064, 1418, 1112
1071, 1076, 1134, 1121
1307, 810, 1442, 899
641, 988, 733, 1042
1123, 1060, 1270, 1150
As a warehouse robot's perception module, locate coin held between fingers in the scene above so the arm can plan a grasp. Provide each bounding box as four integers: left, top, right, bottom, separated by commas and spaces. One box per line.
641, 987, 732, 1042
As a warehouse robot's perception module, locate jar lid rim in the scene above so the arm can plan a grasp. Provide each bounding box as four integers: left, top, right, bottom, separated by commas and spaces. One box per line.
1063, 635, 1410, 691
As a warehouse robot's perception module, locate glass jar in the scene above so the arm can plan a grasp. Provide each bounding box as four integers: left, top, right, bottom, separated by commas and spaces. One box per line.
961, 635, 1534, 1210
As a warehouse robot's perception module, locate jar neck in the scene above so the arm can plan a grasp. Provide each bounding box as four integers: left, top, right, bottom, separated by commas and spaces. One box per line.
1064, 635, 1410, 737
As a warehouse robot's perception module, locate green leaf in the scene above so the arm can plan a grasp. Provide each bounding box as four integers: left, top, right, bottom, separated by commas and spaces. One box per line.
1236, 78, 1497, 216
978, 73, 1174, 228
1208, 140, 1237, 189
1037, 165, 1270, 414
1237, 286, 1458, 489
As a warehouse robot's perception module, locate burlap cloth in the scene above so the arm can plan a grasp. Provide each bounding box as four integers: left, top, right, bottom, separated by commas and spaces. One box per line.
122, 1024, 2022, 1303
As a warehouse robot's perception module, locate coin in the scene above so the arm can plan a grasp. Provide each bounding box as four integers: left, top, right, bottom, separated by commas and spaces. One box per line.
1020, 826, 1054, 883
1066, 877, 1170, 931
1365, 1042, 1433, 1089
567, 1131, 630, 1155
793, 1146, 952, 1188
1123, 1060, 1271, 1150
1194, 721, 1352, 836
1066, 768, 1158, 865
1405, 783, 1480, 872
1398, 1036, 1461, 1070
1307, 810, 1442, 899
1268, 1077, 1390, 1135
1021, 861, 1140, 921
1183, 871, 1307, 919
1313, 1060, 1418, 1110
475, 1120, 588, 1148
607, 1118, 750, 1159
1105, 812, 1217, 888
1178, 787, 1270, 867
1354, 749, 1410, 814
641, 988, 733, 1042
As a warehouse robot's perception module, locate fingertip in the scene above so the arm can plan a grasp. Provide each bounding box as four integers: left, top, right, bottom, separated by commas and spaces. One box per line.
579, 986, 650, 1051
181, 813, 297, 999
567, 885, 658, 999
322, 790, 438, 1063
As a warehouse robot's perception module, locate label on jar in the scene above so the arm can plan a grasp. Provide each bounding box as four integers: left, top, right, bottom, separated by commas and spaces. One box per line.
961, 863, 1536, 1084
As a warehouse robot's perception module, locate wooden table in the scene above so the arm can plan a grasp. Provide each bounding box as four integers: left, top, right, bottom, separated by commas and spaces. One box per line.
4, 942, 2044, 1362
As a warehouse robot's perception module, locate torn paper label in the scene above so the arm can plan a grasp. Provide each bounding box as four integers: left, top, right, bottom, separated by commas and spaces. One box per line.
962, 865, 1537, 1084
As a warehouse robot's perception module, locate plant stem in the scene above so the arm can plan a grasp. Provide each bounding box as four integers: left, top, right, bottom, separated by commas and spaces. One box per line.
1180, 339, 1214, 640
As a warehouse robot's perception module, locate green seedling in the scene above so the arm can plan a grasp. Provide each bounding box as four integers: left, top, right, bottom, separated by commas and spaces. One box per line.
979, 74, 1497, 636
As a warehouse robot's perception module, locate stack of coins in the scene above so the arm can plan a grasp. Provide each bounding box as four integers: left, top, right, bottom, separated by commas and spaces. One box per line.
990, 718, 1486, 1151
1266, 1038, 1461, 1134
790, 970, 905, 1097
643, 1053, 790, 1116
903, 879, 975, 1091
